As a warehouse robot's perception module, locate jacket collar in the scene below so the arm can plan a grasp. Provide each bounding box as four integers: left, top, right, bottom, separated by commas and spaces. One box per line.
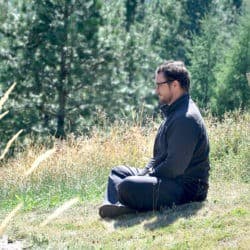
160, 93, 189, 117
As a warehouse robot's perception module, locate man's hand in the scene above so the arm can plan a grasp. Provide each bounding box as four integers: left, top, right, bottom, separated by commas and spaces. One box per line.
137, 167, 153, 176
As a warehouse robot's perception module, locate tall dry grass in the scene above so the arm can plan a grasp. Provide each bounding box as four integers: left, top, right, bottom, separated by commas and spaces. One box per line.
0, 111, 249, 210
206, 111, 250, 182
0, 83, 23, 236
0, 83, 22, 161
0, 83, 16, 110
0, 203, 23, 237
0, 122, 155, 182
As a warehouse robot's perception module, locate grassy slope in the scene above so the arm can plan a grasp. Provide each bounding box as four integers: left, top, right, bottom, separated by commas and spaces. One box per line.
0, 181, 249, 249
0, 112, 249, 249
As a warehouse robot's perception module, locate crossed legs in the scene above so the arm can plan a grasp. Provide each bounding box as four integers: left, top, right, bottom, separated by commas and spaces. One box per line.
102, 165, 184, 213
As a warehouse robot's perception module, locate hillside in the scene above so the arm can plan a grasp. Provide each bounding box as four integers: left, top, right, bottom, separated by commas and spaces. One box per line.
0, 112, 249, 249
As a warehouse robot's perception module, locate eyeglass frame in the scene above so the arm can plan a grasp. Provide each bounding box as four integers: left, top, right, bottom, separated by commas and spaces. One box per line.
155, 80, 174, 88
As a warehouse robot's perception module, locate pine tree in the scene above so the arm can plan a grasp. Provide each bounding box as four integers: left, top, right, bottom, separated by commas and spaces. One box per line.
8, 0, 109, 138
188, 14, 220, 109
180, 0, 212, 37
214, 10, 250, 114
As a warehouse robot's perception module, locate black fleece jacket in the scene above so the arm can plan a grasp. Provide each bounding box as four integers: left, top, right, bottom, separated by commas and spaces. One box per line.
145, 93, 210, 185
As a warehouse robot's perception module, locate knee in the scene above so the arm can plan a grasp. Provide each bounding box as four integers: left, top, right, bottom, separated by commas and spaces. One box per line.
118, 176, 136, 189
110, 165, 132, 178
117, 177, 136, 200
111, 165, 125, 174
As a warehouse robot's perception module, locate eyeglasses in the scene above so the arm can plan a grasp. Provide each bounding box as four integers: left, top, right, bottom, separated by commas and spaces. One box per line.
155, 81, 170, 88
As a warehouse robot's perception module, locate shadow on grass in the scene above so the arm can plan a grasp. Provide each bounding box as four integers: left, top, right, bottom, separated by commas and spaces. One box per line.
113, 201, 205, 230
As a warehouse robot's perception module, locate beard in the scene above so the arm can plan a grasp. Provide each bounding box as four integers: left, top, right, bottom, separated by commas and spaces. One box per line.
158, 94, 172, 105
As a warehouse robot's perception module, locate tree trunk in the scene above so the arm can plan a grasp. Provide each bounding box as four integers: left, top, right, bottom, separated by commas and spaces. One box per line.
56, 2, 69, 138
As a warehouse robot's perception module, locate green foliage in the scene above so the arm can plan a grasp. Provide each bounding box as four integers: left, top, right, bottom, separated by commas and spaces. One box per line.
187, 0, 248, 112
0, 0, 249, 142
213, 11, 250, 114
188, 13, 220, 109
180, 0, 212, 36
124, 0, 137, 31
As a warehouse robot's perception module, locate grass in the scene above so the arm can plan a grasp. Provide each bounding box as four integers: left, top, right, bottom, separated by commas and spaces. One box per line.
0, 111, 249, 249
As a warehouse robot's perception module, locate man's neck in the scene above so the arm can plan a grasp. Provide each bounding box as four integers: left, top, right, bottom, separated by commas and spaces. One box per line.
168, 91, 187, 106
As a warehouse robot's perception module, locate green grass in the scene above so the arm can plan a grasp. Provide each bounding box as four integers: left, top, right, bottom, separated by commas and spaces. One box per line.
0, 111, 249, 248
0, 181, 249, 249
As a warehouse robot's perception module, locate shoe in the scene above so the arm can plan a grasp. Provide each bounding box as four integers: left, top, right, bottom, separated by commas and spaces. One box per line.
99, 204, 136, 219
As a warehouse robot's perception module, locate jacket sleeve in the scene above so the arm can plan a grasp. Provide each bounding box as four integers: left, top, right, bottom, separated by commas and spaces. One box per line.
151, 116, 200, 179
139, 154, 164, 176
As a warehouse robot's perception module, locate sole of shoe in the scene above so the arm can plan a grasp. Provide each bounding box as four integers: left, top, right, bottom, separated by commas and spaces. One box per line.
99, 204, 136, 219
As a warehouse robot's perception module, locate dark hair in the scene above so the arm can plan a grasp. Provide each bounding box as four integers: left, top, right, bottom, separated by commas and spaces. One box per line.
155, 60, 190, 92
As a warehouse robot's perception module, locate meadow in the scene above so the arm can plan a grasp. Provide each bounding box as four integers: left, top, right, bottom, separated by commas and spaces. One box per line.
0, 111, 249, 249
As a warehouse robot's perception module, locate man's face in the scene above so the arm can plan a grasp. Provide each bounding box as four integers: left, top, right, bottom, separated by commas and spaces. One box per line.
155, 72, 174, 105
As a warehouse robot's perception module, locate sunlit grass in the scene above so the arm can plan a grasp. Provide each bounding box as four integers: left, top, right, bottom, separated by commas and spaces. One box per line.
0, 111, 249, 248
40, 197, 79, 227
0, 202, 23, 237
0, 111, 249, 211
0, 129, 23, 160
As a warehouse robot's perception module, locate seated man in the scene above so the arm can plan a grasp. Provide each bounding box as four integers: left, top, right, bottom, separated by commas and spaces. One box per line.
99, 60, 210, 218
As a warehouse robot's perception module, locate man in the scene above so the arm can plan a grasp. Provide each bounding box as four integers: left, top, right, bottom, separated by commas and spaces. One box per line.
99, 60, 210, 218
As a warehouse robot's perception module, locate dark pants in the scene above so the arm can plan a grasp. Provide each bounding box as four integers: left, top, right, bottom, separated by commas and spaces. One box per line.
103, 165, 184, 211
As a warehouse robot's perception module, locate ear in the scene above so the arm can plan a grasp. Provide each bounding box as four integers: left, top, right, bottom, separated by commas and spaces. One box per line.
172, 80, 179, 88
